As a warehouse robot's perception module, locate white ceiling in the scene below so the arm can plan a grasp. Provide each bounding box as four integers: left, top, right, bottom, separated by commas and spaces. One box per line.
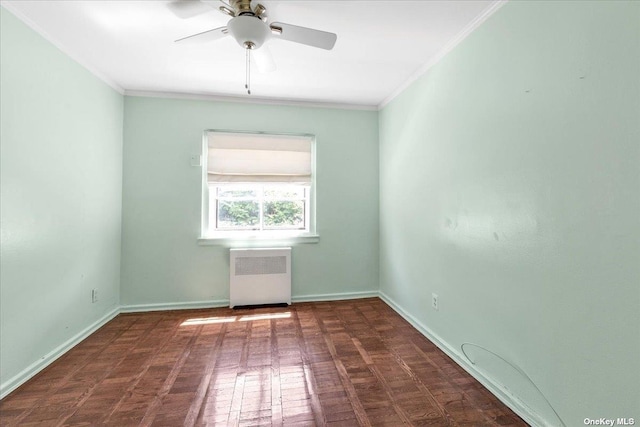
3, 0, 502, 108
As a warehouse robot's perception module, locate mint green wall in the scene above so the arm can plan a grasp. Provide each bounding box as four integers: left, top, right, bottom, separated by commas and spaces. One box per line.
121, 96, 378, 306
3, 1, 638, 422
379, 1, 639, 425
0, 8, 123, 392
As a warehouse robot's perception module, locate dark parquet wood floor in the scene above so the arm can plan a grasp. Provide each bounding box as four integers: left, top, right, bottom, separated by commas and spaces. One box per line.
0, 298, 526, 426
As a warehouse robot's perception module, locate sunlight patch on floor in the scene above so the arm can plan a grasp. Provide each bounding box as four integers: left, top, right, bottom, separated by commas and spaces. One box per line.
181, 311, 291, 326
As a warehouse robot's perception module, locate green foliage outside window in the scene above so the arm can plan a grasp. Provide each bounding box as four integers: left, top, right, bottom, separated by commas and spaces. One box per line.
265, 201, 304, 227
217, 197, 305, 229
218, 201, 259, 227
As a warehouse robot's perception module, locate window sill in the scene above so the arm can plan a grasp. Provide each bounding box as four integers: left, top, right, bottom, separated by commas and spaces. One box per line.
198, 233, 320, 247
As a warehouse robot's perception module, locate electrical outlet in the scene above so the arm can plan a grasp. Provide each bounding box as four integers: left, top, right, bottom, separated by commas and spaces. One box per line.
91, 289, 98, 303
432, 293, 439, 311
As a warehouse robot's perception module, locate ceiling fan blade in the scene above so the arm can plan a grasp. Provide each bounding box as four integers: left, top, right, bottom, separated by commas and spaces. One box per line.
167, 0, 214, 19
270, 22, 337, 50
251, 46, 276, 73
175, 26, 228, 43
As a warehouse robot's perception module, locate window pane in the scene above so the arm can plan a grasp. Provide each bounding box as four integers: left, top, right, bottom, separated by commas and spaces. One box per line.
264, 186, 306, 199
217, 187, 257, 198
217, 200, 259, 229
264, 200, 305, 229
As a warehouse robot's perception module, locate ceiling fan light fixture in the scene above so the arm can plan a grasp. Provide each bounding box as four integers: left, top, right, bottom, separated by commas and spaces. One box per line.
227, 15, 270, 50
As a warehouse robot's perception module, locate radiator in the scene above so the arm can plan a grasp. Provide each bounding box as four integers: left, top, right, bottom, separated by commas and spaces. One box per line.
229, 247, 292, 308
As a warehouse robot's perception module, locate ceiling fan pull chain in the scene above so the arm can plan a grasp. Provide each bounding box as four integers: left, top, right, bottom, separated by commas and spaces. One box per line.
245, 48, 251, 95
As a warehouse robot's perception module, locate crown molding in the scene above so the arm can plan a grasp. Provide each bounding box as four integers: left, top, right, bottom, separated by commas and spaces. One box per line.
1, 1, 125, 95
3, 0, 506, 112
378, 0, 508, 110
124, 90, 378, 111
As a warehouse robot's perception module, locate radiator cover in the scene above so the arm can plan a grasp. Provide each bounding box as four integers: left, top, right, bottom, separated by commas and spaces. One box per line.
229, 247, 292, 308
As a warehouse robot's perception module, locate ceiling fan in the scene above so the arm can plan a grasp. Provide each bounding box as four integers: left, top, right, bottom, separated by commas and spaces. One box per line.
170, 0, 338, 94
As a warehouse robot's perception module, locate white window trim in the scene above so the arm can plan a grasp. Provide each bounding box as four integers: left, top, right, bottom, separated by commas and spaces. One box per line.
197, 234, 320, 247
198, 130, 318, 246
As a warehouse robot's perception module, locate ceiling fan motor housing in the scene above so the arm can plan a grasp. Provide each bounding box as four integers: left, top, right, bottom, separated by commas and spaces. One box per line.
227, 15, 270, 49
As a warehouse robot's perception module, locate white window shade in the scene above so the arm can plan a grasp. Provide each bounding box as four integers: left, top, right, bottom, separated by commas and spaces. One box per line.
208, 132, 312, 183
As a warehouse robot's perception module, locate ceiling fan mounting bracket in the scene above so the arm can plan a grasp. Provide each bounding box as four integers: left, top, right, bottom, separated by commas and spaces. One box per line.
230, 0, 254, 16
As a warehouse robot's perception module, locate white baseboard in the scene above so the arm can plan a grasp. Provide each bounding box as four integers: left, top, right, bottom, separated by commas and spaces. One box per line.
292, 290, 379, 303
3, 289, 548, 427
0, 307, 120, 400
119, 299, 230, 313
119, 292, 379, 312
378, 291, 546, 427
1, 291, 376, 398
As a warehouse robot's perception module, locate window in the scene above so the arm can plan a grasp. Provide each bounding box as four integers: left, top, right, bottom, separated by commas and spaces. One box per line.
201, 131, 316, 241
